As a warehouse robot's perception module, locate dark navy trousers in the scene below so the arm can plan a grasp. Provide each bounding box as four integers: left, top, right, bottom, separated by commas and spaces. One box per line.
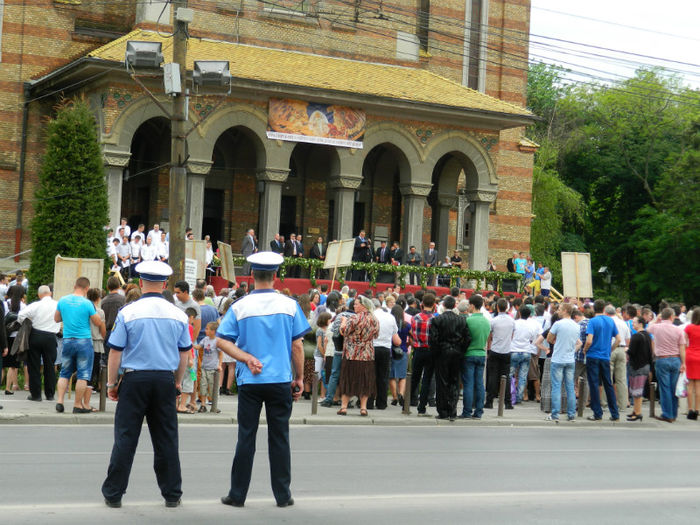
228, 382, 293, 504
101, 371, 182, 502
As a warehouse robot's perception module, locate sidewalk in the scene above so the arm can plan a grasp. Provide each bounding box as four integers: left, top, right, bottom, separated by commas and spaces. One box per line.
0, 391, 693, 429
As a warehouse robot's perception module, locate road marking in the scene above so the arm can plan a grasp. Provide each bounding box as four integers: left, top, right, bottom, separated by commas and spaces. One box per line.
0, 487, 698, 511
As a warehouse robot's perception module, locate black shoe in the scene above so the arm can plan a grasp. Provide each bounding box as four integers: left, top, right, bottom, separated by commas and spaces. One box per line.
391, 399, 398, 406
165, 499, 181, 508
587, 415, 602, 421
428, 401, 436, 408
435, 415, 449, 420
55, 403, 64, 413
609, 417, 620, 422
27, 396, 42, 402
104, 498, 122, 508
398, 395, 404, 406
627, 414, 643, 422
449, 416, 456, 422
221, 495, 244, 507
319, 400, 332, 408
277, 497, 294, 508
46, 396, 55, 401
302, 392, 311, 400
73, 407, 92, 414
457, 414, 470, 419
505, 405, 514, 410
5, 390, 13, 395
687, 410, 698, 420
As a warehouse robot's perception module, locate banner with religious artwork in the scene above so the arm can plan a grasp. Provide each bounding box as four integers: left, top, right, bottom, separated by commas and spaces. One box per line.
267, 98, 365, 149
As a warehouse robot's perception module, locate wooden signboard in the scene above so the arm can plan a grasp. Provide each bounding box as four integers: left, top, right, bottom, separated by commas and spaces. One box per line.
561, 252, 593, 299
185, 240, 207, 279
217, 241, 235, 282
53, 255, 105, 300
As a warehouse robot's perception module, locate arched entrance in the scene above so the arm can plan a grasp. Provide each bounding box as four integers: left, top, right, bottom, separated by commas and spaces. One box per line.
122, 117, 170, 230
207, 126, 261, 247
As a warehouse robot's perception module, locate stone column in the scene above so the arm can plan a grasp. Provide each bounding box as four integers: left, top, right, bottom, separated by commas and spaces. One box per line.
400, 183, 432, 251
258, 168, 290, 247
102, 148, 131, 231
466, 191, 496, 271
436, 193, 457, 261
329, 175, 362, 241
187, 160, 212, 239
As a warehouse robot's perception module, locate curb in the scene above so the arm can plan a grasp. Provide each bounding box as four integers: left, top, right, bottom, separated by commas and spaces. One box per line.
0, 411, 667, 428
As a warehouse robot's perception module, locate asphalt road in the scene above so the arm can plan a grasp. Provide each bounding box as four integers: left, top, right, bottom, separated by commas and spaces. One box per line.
2, 424, 699, 524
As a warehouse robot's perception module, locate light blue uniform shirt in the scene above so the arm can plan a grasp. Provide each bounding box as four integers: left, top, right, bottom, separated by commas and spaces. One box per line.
57, 294, 96, 339
216, 289, 311, 385
109, 293, 192, 370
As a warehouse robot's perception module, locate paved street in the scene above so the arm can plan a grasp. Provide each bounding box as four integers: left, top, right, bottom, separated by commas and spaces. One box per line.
2, 424, 699, 524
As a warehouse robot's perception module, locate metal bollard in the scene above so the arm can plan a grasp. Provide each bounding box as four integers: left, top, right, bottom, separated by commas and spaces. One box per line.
403, 372, 412, 415
649, 381, 656, 418
497, 375, 506, 417
577, 377, 585, 418
311, 373, 319, 415
211, 370, 220, 413
99, 365, 107, 412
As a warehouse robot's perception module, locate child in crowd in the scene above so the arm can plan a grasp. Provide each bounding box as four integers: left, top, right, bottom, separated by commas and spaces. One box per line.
194, 322, 222, 413
315, 312, 332, 398
86, 287, 104, 411
177, 308, 199, 414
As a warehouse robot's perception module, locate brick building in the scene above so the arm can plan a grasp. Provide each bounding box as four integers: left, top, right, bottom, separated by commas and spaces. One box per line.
0, 0, 536, 272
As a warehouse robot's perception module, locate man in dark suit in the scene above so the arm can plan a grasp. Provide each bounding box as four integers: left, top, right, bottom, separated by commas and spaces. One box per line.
296, 235, 305, 278
375, 240, 392, 283
309, 236, 326, 279
389, 241, 404, 287
284, 233, 300, 278
241, 229, 257, 275
423, 241, 438, 286
351, 230, 371, 281
406, 246, 421, 286
270, 233, 284, 254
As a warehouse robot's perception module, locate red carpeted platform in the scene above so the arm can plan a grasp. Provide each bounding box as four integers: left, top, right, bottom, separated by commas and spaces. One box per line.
209, 275, 519, 299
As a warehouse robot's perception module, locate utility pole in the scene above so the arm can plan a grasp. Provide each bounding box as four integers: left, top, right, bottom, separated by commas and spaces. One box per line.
169, 0, 189, 284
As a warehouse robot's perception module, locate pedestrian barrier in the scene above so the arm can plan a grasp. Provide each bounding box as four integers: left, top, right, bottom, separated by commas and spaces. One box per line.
402, 371, 412, 415
99, 365, 107, 412
211, 370, 221, 413
577, 377, 586, 418
311, 373, 319, 415
649, 381, 656, 418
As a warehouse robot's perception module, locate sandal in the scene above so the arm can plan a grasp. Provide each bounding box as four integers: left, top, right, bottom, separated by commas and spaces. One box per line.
198, 405, 207, 413
336, 408, 347, 416
360, 409, 368, 417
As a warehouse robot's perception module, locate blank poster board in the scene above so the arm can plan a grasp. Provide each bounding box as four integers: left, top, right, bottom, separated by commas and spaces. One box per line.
217, 241, 235, 282
323, 239, 355, 270
185, 240, 207, 279
561, 252, 593, 298
53, 255, 105, 300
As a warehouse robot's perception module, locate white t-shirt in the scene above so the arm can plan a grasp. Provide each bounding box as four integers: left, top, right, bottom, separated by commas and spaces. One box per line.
147, 229, 162, 247
373, 308, 398, 349
511, 318, 540, 354
549, 317, 580, 364
541, 271, 552, 290
612, 316, 631, 347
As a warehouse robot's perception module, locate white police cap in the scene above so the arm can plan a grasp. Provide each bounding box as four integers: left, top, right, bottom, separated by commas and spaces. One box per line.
135, 260, 173, 282
248, 251, 284, 272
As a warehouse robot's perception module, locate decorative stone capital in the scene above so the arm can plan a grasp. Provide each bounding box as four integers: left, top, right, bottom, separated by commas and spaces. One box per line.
465, 190, 497, 203
188, 159, 213, 175
437, 192, 457, 208
257, 168, 290, 183
102, 147, 131, 168
400, 182, 432, 197
329, 175, 363, 190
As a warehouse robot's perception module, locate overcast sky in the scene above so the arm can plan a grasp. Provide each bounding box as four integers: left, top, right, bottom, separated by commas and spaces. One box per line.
529, 0, 700, 89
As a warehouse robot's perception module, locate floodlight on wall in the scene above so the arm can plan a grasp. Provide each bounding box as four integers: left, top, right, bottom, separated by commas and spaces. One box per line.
125, 41, 164, 70
192, 61, 231, 94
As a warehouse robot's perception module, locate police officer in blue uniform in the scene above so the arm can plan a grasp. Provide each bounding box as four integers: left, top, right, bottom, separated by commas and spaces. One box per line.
101, 261, 192, 508
216, 252, 310, 508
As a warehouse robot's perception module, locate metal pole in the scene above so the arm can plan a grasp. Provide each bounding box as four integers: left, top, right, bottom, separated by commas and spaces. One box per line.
311, 373, 319, 415
403, 351, 413, 415
99, 365, 107, 412
168, 0, 189, 285
211, 370, 220, 413
497, 375, 506, 417
649, 381, 656, 418
577, 376, 585, 418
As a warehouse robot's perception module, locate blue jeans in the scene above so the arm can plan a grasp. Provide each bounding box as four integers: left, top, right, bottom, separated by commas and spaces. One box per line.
654, 357, 681, 420
550, 362, 576, 419
323, 353, 343, 403
509, 352, 530, 403
59, 338, 94, 381
461, 355, 485, 418
586, 357, 619, 419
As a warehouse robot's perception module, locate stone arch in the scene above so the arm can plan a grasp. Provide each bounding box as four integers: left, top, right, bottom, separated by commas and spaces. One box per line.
337, 122, 422, 185
104, 96, 172, 152
424, 131, 498, 190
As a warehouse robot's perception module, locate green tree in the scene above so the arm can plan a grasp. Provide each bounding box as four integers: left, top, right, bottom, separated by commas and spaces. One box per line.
28, 98, 109, 296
